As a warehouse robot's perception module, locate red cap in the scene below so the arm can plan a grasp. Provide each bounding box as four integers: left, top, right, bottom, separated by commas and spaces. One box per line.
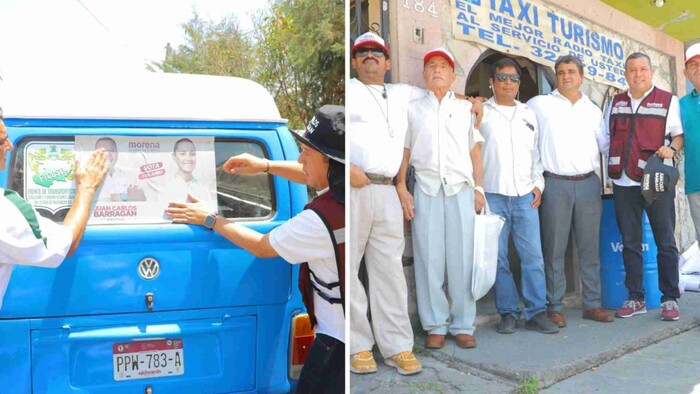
423, 48, 455, 70
352, 32, 390, 57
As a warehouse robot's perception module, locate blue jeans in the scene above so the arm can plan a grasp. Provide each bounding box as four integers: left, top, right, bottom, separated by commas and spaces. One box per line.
486, 193, 547, 320
613, 184, 679, 303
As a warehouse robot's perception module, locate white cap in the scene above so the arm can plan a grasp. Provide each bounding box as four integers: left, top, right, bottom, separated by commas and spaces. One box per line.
352, 32, 389, 57
686, 43, 700, 64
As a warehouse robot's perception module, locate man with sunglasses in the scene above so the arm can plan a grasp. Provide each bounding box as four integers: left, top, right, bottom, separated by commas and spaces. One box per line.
348, 31, 424, 376
526, 55, 613, 328
396, 47, 483, 350
478, 58, 559, 335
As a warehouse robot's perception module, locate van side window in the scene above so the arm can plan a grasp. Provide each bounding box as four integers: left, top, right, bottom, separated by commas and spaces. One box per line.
215, 139, 274, 219
9, 137, 275, 223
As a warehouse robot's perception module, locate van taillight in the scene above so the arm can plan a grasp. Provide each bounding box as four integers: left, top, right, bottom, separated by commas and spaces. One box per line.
289, 313, 315, 380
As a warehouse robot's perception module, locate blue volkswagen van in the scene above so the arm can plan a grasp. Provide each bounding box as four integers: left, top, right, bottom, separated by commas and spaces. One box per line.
0, 73, 311, 393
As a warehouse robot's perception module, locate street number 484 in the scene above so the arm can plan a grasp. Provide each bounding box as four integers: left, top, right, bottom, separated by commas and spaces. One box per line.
403, 0, 438, 17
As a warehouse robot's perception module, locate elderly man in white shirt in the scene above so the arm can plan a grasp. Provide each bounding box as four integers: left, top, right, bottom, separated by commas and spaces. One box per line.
396, 48, 484, 350
527, 55, 613, 327
479, 58, 559, 335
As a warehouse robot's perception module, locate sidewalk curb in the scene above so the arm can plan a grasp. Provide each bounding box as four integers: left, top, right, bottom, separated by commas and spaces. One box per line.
419, 315, 700, 389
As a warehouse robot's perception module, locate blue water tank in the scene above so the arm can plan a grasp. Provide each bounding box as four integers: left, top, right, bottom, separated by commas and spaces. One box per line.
599, 198, 662, 309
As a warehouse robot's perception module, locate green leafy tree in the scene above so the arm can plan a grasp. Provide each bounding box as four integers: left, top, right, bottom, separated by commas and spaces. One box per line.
148, 11, 253, 79
148, 1, 343, 130
253, 0, 345, 129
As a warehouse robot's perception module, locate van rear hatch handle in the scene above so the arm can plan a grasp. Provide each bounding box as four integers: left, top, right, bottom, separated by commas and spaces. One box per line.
145, 293, 154, 311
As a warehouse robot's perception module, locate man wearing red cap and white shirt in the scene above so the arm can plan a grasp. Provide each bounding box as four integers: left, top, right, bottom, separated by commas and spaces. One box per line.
683, 43, 700, 246
396, 48, 484, 350
348, 31, 424, 376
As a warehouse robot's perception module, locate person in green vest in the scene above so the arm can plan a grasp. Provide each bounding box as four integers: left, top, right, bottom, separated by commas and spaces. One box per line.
0, 111, 108, 309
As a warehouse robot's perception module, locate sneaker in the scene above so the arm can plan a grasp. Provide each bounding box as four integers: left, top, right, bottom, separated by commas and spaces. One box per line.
615, 300, 647, 318
525, 312, 560, 334
496, 314, 517, 334
385, 351, 422, 375
661, 300, 680, 321
350, 351, 377, 374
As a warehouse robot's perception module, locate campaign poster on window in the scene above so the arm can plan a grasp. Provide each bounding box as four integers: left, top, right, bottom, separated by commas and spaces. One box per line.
23, 142, 77, 213
74, 136, 217, 224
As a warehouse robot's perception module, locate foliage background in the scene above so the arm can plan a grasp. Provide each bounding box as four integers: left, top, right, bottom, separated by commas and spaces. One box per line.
147, 0, 344, 130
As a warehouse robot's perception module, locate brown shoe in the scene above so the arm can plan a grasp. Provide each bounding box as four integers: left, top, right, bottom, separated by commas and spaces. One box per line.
454, 334, 476, 349
583, 308, 614, 322
425, 334, 446, 349
547, 311, 567, 327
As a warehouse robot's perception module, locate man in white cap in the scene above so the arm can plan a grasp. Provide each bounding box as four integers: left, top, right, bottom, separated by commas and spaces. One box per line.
682, 43, 700, 246
396, 48, 483, 349
348, 31, 424, 376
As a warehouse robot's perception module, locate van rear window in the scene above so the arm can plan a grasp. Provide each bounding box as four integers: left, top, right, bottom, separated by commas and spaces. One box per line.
9, 136, 275, 223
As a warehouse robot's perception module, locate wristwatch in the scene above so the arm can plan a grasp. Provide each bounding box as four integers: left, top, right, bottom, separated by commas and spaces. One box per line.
203, 213, 219, 230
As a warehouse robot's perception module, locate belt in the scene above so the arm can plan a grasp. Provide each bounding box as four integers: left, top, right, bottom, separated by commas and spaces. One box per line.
366, 173, 394, 185
543, 171, 595, 181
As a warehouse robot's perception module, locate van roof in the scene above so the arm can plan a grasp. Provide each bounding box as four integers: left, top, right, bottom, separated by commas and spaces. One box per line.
0, 72, 286, 123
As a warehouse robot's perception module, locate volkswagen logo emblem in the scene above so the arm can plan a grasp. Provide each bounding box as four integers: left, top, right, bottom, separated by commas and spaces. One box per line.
138, 257, 160, 280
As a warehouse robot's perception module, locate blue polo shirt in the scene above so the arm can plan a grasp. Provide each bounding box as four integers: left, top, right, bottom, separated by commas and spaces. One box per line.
681, 89, 700, 194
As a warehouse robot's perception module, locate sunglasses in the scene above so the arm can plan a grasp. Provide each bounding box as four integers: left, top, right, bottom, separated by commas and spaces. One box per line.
495, 73, 520, 83
356, 48, 386, 58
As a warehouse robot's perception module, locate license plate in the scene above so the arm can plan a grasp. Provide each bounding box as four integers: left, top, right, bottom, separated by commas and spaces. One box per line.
113, 339, 185, 381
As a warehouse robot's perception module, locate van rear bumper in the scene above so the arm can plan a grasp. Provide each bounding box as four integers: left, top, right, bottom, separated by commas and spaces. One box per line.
0, 305, 297, 393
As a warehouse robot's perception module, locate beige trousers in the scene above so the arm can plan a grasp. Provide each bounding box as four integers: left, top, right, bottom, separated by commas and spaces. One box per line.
350, 184, 414, 358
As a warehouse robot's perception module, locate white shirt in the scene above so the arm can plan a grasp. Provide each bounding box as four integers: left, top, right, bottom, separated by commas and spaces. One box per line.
527, 90, 608, 175
405, 90, 483, 197
97, 167, 131, 201
348, 78, 423, 177
268, 191, 344, 343
0, 188, 72, 310
480, 98, 545, 196
603, 86, 684, 187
